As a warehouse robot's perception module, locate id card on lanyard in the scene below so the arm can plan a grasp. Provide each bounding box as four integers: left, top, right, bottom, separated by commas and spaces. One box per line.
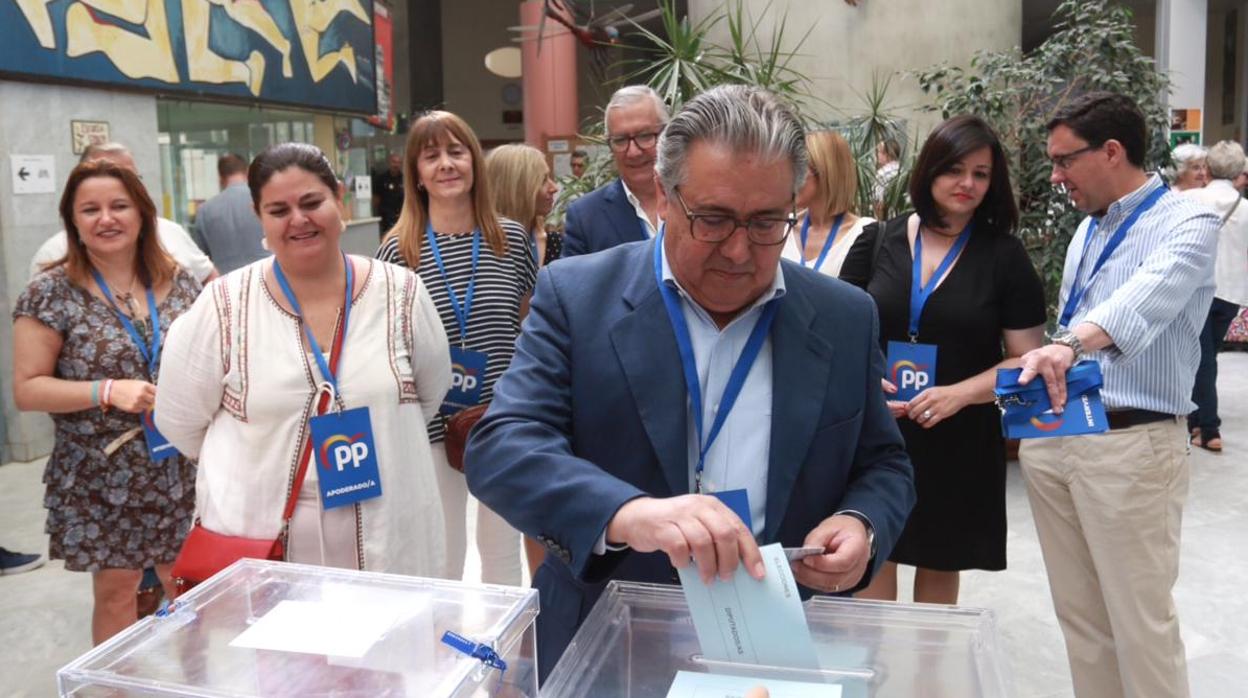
885, 222, 972, 402
274, 254, 383, 510
654, 228, 779, 502
798, 212, 844, 273
90, 269, 178, 462
1059, 185, 1167, 328
426, 223, 489, 415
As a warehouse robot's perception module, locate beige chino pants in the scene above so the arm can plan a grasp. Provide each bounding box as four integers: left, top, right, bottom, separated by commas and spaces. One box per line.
1019, 419, 1190, 698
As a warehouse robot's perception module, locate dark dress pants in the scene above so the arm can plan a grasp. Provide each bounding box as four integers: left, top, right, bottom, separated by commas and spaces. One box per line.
1188, 297, 1241, 438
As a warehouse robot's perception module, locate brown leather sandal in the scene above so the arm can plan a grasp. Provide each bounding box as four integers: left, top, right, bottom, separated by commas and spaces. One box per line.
1191, 430, 1223, 453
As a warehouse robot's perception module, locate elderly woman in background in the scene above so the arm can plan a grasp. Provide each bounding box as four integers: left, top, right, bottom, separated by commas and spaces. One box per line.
486, 143, 562, 265
1170, 143, 1209, 190
1181, 140, 1248, 452
13, 160, 199, 644
376, 111, 538, 585
156, 143, 452, 578
783, 130, 875, 278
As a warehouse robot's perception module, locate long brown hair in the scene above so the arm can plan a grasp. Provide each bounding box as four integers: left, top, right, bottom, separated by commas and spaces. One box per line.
386, 111, 506, 265
53, 160, 176, 289
910, 115, 1018, 234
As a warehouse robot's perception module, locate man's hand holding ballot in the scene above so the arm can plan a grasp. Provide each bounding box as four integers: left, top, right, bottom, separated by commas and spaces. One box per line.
606, 495, 765, 584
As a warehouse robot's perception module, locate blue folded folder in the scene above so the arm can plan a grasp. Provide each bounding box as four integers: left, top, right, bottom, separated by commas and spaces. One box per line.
994, 360, 1109, 439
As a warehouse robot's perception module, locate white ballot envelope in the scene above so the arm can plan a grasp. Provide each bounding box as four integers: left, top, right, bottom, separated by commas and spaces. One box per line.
677, 542, 820, 670
664, 670, 840, 698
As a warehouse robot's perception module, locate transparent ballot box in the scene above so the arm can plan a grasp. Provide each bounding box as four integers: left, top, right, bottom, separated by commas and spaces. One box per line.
542, 581, 1011, 698
57, 559, 539, 697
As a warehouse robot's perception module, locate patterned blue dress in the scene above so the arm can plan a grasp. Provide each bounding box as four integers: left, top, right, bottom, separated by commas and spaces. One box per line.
14, 267, 200, 571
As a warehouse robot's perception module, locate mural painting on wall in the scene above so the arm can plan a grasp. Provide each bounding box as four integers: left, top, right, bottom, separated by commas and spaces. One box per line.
2, 0, 377, 114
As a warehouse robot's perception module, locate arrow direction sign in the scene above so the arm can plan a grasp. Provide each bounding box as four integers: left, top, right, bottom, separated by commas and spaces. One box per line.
11, 155, 55, 195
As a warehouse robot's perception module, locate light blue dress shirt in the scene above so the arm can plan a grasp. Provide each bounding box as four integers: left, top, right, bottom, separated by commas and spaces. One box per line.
660, 244, 786, 536
1060, 174, 1219, 414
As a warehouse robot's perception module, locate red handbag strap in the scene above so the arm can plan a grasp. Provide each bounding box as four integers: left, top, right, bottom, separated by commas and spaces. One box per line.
280, 301, 349, 525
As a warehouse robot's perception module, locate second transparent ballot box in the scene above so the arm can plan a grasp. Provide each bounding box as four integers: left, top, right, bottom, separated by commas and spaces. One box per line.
542, 580, 1012, 698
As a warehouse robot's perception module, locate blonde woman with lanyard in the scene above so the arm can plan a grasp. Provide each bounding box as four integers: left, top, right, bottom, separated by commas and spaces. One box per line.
13, 159, 198, 644
157, 143, 451, 576
376, 111, 538, 585
782, 130, 874, 277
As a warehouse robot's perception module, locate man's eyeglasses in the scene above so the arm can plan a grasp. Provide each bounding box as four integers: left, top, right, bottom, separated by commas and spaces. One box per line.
607, 131, 661, 152
1049, 143, 1102, 171
673, 187, 796, 246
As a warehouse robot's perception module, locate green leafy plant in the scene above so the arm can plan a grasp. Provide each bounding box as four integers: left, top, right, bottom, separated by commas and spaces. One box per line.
914, 0, 1170, 317
617, 0, 819, 114
838, 72, 914, 220
549, 0, 911, 227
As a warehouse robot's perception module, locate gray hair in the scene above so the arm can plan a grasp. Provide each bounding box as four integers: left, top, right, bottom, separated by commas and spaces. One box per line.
1205, 140, 1247, 181
603, 85, 669, 134
1171, 143, 1207, 173
80, 141, 131, 165
655, 84, 807, 195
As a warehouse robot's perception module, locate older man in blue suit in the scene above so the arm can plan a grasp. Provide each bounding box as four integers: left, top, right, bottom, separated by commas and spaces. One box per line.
466, 85, 915, 680
561, 85, 669, 257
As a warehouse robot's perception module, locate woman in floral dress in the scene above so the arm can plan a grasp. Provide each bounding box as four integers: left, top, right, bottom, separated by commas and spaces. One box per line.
12, 160, 199, 644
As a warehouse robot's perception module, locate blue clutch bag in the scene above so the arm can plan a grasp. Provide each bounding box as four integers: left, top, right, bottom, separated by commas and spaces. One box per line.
994, 360, 1109, 439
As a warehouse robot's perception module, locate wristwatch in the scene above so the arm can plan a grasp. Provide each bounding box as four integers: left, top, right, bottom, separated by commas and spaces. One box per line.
1050, 330, 1085, 361
836, 510, 876, 559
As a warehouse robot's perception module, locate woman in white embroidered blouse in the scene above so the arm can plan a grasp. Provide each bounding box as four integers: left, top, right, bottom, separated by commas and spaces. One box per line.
156, 143, 452, 576
781, 130, 875, 278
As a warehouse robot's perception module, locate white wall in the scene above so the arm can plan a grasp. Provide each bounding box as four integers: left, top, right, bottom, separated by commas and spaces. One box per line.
0, 81, 161, 462
688, 0, 1022, 139
1202, 0, 1248, 144
1157, 0, 1209, 117
440, 0, 526, 143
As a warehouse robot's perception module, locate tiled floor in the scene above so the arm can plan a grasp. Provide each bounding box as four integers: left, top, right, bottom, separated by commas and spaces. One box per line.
3, 354, 1246, 697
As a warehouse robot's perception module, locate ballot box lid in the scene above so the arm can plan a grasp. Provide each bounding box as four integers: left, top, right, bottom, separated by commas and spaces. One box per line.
57, 559, 539, 697
543, 580, 1013, 698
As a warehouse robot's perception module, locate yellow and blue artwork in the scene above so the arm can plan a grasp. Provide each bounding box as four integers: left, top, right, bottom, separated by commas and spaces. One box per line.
2, 0, 376, 114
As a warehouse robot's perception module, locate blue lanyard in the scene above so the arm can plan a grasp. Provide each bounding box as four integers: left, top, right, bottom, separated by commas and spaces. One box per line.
273, 252, 354, 398
908, 222, 973, 340
653, 228, 780, 492
90, 269, 161, 376
424, 222, 481, 344
1059, 185, 1167, 327
798, 212, 845, 272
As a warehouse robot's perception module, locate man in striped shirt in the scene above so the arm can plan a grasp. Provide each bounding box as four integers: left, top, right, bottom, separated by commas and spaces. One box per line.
1017, 92, 1219, 698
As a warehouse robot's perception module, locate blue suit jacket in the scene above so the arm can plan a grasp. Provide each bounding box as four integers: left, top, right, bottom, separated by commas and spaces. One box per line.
561, 178, 649, 257
465, 240, 915, 680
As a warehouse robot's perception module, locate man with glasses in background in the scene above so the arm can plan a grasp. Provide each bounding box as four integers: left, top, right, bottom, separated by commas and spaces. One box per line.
561, 85, 668, 257
465, 85, 915, 680
1017, 92, 1219, 698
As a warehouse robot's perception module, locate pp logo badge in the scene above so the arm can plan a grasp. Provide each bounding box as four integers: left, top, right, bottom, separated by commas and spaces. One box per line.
892, 360, 930, 393
308, 407, 382, 509
450, 362, 480, 392
441, 347, 489, 415
886, 341, 938, 402
320, 433, 370, 472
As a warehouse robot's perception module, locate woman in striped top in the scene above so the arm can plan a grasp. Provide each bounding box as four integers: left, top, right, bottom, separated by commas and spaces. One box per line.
376, 111, 537, 585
